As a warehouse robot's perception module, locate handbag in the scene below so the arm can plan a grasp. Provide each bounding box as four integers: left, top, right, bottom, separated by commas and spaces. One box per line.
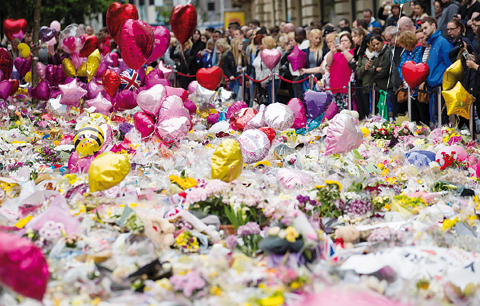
395, 84, 408, 103
417, 82, 430, 104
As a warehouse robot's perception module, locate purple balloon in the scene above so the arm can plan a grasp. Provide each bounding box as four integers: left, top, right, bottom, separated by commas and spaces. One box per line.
137, 67, 146, 85
114, 90, 138, 111
226, 101, 248, 120
96, 61, 108, 78
118, 59, 127, 71
183, 98, 197, 116
103, 53, 114, 67
287, 45, 306, 72
86, 81, 105, 99
45, 65, 55, 84
31, 81, 51, 101
0, 80, 12, 100
145, 69, 166, 89
148, 25, 171, 64
39, 26, 57, 43
14, 57, 32, 77
304, 90, 332, 119
207, 113, 219, 125
111, 52, 119, 67
50, 88, 61, 98
62, 77, 75, 85
54, 65, 67, 85
108, 66, 121, 75
322, 101, 339, 122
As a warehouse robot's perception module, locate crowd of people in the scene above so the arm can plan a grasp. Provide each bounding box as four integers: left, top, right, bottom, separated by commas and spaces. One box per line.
163, 0, 480, 130
3, 0, 480, 129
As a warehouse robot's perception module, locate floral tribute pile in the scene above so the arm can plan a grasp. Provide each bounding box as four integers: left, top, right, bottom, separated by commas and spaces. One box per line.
2, 87, 480, 306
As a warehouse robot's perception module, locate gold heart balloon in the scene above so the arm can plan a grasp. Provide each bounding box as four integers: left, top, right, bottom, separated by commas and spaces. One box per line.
62, 58, 77, 78
442, 81, 475, 119
86, 49, 101, 81
77, 62, 87, 77
211, 138, 243, 182
442, 60, 465, 91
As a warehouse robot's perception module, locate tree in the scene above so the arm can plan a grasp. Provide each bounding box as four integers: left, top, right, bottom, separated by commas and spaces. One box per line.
1, 0, 112, 30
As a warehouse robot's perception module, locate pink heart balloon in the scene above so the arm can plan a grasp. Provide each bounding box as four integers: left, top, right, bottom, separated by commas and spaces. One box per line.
86, 81, 105, 100
165, 86, 188, 102
183, 98, 197, 115
36, 62, 47, 80
156, 116, 191, 142
260, 48, 282, 71
244, 104, 266, 130
0, 80, 12, 100
322, 102, 338, 122
287, 45, 306, 72
157, 95, 189, 122
14, 57, 32, 77
134, 111, 156, 138
136, 84, 166, 116
325, 113, 363, 155
148, 25, 171, 64
54, 65, 67, 85
287, 98, 307, 129
118, 19, 154, 70
226, 100, 248, 119
114, 89, 138, 111
145, 69, 165, 89
158, 61, 173, 79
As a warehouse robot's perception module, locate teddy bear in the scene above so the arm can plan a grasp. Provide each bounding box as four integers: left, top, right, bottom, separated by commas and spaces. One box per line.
137, 210, 175, 250
334, 225, 359, 249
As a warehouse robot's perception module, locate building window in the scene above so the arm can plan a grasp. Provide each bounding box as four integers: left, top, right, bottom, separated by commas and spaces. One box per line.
150, 0, 154, 5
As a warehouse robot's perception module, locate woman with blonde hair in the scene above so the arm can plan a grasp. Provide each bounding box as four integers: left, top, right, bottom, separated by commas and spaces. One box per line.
253, 36, 280, 104
216, 38, 237, 93
231, 37, 247, 99
301, 28, 324, 91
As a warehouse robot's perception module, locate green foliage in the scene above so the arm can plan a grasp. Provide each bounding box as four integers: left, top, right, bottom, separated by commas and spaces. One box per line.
3, 0, 112, 28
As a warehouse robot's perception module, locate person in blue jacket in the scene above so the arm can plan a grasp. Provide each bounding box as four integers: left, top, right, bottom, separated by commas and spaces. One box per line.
421, 17, 453, 124
364, 9, 382, 32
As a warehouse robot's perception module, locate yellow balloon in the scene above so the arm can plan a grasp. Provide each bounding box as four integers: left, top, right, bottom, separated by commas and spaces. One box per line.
74, 124, 104, 158
442, 81, 476, 119
24, 71, 32, 83
62, 58, 76, 78
211, 139, 243, 182
443, 60, 464, 92
18, 43, 31, 58
86, 49, 101, 81
146, 66, 154, 74
360, 126, 369, 137
77, 62, 87, 77
89, 152, 130, 192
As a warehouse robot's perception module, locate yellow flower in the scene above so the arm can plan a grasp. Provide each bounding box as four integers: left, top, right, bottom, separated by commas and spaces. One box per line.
290, 281, 301, 289
314, 185, 326, 189
385, 177, 396, 184
325, 180, 342, 190
377, 163, 384, 169
65, 174, 80, 185
285, 227, 299, 242
209, 285, 222, 296
384, 203, 391, 211
443, 217, 458, 231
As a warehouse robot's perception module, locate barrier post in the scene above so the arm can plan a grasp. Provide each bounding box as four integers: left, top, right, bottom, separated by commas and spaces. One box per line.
407, 86, 412, 122
173, 66, 177, 88
437, 87, 442, 127
241, 73, 245, 102
348, 81, 352, 111
271, 72, 275, 103
309, 74, 314, 90
470, 103, 475, 140
371, 84, 376, 116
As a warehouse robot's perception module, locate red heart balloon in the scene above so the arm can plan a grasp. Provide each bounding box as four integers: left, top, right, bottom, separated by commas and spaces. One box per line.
106, 2, 139, 43
196, 67, 223, 91
233, 108, 258, 130
117, 19, 154, 71
401, 61, 430, 89
3, 19, 28, 41
9, 79, 19, 96
102, 69, 121, 98
0, 48, 13, 79
259, 127, 276, 145
79, 35, 99, 58
134, 111, 156, 138
170, 4, 197, 45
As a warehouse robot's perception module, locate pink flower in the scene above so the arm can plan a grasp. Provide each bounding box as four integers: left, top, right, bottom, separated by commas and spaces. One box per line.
186, 188, 207, 204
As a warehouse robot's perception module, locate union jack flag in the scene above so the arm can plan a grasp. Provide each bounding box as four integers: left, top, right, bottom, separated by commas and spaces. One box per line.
119, 69, 141, 91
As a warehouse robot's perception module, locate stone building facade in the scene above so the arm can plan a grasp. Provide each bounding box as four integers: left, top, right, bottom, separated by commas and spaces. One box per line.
232, 0, 383, 28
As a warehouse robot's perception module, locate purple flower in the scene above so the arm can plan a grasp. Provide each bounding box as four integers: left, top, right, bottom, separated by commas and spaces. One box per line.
237, 222, 261, 237
226, 235, 238, 249
170, 272, 206, 297
119, 123, 133, 135
347, 199, 373, 217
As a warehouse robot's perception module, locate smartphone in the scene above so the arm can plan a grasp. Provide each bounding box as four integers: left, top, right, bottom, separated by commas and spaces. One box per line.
335, 37, 340, 46
463, 51, 471, 61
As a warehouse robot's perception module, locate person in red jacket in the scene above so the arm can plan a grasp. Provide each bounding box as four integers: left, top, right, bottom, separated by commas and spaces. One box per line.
99, 27, 111, 56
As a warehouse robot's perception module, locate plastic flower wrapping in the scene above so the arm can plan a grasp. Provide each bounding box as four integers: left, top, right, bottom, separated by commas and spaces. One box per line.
5, 62, 480, 306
